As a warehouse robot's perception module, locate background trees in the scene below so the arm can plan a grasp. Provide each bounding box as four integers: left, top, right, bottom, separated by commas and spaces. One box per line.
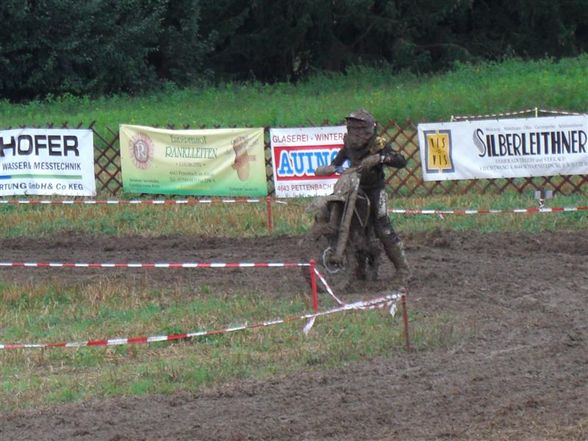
1, 0, 587, 101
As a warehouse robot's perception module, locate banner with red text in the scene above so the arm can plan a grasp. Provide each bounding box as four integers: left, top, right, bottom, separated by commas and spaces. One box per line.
270, 126, 347, 198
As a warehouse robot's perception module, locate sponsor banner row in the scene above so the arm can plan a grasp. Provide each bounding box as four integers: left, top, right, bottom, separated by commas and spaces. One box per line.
2, 115, 587, 197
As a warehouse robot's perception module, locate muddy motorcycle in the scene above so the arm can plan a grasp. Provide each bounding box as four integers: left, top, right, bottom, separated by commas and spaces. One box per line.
304, 154, 383, 293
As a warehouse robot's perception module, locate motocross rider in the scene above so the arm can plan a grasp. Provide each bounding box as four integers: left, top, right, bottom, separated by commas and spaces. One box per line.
326, 109, 411, 285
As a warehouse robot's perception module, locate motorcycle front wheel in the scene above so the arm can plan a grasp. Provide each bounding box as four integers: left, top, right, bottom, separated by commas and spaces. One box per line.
305, 234, 358, 295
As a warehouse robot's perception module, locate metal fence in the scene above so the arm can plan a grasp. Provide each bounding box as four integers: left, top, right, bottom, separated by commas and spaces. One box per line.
91, 120, 587, 197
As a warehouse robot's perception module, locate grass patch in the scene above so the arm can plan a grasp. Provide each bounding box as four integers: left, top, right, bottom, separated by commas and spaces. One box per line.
393, 193, 587, 233
0, 275, 465, 412
0, 193, 585, 239
1, 56, 588, 131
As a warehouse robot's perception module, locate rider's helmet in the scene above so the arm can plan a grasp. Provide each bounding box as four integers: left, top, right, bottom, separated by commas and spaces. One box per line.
345, 108, 376, 150
345, 108, 376, 129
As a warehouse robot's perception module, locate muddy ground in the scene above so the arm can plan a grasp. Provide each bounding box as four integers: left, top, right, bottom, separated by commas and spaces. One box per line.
0, 230, 587, 440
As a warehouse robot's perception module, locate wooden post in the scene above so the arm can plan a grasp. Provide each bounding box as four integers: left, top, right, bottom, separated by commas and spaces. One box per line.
266, 195, 273, 235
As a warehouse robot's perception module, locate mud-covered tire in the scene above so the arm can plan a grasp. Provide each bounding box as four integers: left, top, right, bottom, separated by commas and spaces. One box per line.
303, 234, 358, 295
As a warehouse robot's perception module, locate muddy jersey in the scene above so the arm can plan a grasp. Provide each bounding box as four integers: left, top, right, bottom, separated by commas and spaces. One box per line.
331, 135, 407, 190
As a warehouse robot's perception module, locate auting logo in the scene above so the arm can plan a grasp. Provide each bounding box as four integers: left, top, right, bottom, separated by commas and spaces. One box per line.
423, 130, 454, 174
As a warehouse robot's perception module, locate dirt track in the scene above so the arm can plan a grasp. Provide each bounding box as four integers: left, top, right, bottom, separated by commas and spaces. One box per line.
1, 230, 587, 440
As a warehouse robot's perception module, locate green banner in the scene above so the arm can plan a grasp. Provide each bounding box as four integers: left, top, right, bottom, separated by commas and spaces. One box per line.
120, 125, 267, 196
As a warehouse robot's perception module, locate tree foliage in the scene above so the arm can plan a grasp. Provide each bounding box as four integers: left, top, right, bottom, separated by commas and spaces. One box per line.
1, 0, 587, 101
0, 0, 210, 100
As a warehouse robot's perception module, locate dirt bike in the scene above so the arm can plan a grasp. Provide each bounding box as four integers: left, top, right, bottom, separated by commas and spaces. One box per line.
303, 154, 383, 293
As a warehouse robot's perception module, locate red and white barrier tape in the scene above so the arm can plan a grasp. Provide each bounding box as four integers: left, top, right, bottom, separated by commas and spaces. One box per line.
0, 293, 401, 350
2, 198, 585, 216
451, 108, 539, 121
0, 261, 309, 269
389, 206, 588, 216
0, 198, 263, 205
451, 108, 583, 121
313, 267, 403, 316
313, 268, 345, 306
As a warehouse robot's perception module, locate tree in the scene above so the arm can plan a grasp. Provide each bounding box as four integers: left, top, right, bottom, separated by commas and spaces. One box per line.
149, 0, 212, 86
0, 0, 212, 101
2, 0, 588, 100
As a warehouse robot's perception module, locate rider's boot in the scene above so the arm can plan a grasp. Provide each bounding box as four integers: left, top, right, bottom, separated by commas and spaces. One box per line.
355, 261, 367, 280
383, 240, 411, 287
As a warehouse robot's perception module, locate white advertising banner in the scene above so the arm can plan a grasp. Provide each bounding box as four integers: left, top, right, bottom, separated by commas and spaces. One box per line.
418, 115, 588, 181
270, 126, 347, 198
0, 128, 96, 196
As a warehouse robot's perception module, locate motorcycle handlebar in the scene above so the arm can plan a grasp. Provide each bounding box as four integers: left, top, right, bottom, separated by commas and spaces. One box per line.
315, 165, 337, 176
358, 153, 382, 171
314, 154, 382, 177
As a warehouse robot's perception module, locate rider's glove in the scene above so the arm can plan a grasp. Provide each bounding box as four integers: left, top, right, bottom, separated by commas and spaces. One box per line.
335, 166, 346, 173
380, 151, 407, 168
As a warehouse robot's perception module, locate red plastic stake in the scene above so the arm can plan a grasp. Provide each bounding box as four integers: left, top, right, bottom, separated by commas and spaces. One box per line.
309, 259, 319, 312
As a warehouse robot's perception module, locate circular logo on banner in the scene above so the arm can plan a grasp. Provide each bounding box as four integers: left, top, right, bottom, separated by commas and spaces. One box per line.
129, 132, 153, 170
